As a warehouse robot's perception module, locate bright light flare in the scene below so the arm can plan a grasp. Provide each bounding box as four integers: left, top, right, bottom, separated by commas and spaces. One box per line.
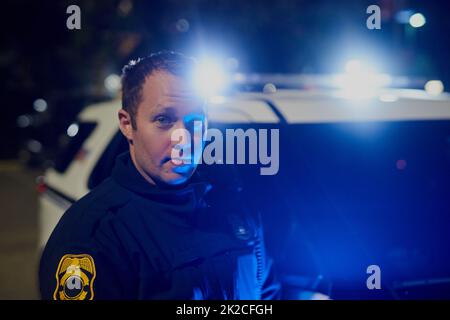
193, 59, 228, 97
104, 74, 121, 94
33, 99, 47, 112
409, 13, 426, 28
67, 123, 79, 137
424, 80, 444, 96
345, 59, 364, 74
335, 59, 392, 100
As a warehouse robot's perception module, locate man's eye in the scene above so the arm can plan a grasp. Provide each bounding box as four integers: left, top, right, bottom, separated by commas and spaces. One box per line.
155, 115, 173, 125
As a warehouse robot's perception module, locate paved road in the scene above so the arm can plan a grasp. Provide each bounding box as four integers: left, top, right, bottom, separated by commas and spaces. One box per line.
0, 161, 41, 299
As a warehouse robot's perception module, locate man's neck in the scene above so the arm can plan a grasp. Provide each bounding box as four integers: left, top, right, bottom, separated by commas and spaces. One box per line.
128, 148, 158, 187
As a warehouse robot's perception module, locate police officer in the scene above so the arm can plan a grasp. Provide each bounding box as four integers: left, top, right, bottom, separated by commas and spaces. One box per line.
39, 51, 280, 300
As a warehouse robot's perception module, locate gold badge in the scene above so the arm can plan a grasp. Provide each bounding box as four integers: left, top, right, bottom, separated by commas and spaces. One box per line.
53, 254, 96, 300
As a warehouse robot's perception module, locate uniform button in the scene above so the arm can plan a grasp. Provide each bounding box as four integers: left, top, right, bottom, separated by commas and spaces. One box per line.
238, 226, 247, 235
235, 225, 251, 240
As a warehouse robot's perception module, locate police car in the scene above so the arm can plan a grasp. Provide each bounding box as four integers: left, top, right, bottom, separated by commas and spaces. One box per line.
37, 78, 450, 299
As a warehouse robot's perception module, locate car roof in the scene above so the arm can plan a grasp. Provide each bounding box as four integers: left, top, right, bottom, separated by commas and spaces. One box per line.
78, 88, 450, 124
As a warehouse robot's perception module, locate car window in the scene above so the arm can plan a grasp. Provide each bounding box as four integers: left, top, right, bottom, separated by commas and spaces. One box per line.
53, 122, 97, 173
88, 130, 128, 189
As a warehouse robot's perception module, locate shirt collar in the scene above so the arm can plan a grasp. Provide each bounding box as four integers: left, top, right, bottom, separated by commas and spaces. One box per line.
111, 151, 211, 210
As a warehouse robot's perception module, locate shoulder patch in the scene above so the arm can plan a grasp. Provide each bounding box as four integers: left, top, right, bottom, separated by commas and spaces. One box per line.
53, 254, 96, 300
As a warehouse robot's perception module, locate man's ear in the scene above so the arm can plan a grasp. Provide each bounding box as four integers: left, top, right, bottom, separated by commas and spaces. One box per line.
118, 109, 134, 142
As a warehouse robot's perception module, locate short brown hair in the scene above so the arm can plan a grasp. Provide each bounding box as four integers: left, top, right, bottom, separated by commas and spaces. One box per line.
121, 51, 197, 129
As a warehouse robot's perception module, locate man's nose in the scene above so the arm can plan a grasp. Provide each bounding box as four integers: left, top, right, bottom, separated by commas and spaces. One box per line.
171, 121, 192, 151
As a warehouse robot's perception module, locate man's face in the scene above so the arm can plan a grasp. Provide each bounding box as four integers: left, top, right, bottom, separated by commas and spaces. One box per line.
119, 70, 206, 186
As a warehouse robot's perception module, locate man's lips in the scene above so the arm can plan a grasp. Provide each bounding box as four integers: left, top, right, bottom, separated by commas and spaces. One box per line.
171, 158, 192, 166
163, 157, 192, 166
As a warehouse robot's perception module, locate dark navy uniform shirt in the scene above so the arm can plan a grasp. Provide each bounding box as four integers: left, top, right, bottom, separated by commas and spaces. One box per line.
39, 152, 280, 300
